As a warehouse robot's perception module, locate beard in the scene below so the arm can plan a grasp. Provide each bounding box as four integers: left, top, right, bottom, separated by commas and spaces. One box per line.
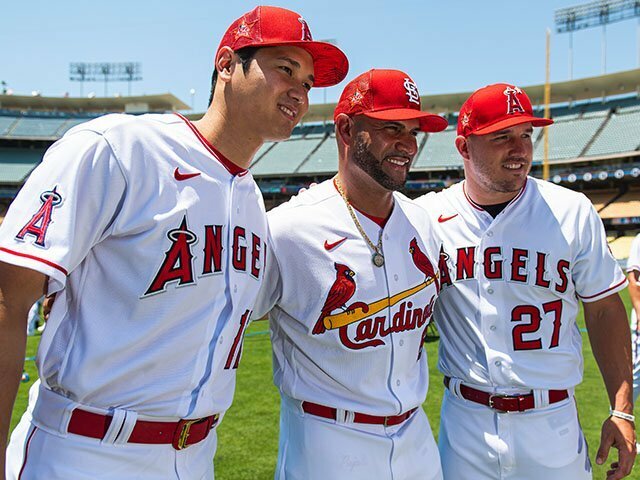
352, 136, 408, 191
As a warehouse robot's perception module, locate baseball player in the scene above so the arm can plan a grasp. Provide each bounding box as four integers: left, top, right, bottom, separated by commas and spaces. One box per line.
0, 6, 347, 479
627, 233, 640, 404
415, 83, 636, 480
252, 69, 448, 479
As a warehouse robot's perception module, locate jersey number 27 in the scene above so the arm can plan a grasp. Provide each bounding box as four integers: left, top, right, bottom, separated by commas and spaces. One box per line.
511, 300, 563, 351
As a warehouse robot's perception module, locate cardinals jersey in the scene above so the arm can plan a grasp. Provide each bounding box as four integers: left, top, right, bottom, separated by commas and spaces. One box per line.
253, 179, 441, 415
0, 113, 267, 418
414, 177, 626, 390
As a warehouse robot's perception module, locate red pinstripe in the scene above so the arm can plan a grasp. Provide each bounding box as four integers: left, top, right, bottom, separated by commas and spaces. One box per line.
17, 426, 37, 480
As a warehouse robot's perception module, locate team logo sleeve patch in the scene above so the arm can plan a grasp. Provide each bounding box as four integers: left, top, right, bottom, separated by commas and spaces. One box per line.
15, 187, 63, 248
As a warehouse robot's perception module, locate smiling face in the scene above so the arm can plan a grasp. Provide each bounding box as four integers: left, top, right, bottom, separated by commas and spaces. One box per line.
231, 45, 314, 142
349, 115, 420, 191
457, 122, 533, 203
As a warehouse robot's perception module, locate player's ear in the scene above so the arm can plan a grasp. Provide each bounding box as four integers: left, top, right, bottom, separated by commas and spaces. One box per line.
215, 47, 235, 84
455, 135, 470, 160
335, 113, 354, 146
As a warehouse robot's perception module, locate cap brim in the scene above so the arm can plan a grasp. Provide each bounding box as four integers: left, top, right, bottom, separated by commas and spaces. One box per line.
243, 40, 349, 87
365, 109, 448, 133
472, 115, 553, 136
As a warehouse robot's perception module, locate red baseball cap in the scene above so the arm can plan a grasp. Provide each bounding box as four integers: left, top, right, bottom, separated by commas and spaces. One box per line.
457, 83, 553, 137
334, 69, 448, 132
217, 6, 348, 88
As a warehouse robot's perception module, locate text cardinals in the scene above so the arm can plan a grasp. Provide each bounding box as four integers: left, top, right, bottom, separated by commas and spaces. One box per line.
314, 237, 439, 351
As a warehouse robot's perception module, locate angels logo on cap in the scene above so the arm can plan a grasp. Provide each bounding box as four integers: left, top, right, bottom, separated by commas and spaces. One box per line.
457, 83, 553, 137
298, 17, 312, 41
504, 86, 525, 115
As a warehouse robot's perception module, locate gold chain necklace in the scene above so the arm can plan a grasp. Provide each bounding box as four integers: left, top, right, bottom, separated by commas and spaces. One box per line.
334, 177, 385, 267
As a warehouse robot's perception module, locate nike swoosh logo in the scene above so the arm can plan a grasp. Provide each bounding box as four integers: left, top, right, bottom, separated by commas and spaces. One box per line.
438, 214, 458, 223
174, 167, 201, 181
324, 237, 347, 251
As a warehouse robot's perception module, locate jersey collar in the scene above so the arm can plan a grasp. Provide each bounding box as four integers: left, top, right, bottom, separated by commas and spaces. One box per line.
175, 113, 246, 176
462, 177, 528, 214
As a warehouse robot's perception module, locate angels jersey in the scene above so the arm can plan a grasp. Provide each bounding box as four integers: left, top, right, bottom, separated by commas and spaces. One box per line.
253, 179, 441, 414
0, 113, 267, 419
414, 177, 626, 390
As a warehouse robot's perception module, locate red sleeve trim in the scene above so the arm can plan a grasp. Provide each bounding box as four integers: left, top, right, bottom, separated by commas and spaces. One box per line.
578, 277, 627, 300
0, 247, 68, 276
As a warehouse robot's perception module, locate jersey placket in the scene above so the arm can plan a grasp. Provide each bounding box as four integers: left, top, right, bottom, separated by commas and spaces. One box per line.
377, 211, 406, 415
474, 209, 512, 385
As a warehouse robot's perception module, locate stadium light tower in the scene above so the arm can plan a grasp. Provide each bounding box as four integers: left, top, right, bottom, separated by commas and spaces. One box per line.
70, 62, 142, 97
555, 0, 640, 79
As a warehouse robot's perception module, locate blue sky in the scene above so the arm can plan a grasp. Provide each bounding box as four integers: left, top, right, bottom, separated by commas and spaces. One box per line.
2, 0, 638, 112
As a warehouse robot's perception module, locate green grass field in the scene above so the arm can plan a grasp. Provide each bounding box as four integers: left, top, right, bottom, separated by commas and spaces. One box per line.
10, 290, 639, 479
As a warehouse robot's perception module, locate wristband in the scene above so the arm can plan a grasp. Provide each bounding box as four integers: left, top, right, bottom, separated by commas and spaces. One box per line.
609, 408, 635, 422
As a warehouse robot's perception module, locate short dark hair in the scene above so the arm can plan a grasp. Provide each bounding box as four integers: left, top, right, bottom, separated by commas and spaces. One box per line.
208, 47, 260, 106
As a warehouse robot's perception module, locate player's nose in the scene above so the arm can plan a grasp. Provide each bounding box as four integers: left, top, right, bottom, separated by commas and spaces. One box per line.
396, 134, 418, 157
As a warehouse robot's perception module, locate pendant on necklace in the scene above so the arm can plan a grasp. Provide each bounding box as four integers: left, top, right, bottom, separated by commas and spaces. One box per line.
372, 252, 385, 268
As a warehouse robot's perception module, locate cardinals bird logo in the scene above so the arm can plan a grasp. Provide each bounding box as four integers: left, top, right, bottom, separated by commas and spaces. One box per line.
313, 262, 356, 335
409, 238, 439, 293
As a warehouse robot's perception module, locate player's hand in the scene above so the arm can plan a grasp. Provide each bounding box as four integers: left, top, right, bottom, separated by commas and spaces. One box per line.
596, 416, 636, 479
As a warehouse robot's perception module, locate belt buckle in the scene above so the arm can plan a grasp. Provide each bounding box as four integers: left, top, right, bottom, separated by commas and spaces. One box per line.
173, 418, 199, 450
488, 394, 507, 413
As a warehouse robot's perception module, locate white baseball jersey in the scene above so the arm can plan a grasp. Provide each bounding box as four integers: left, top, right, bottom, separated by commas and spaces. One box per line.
627, 233, 640, 402
253, 179, 441, 414
415, 177, 627, 390
628, 234, 640, 278
0, 112, 267, 419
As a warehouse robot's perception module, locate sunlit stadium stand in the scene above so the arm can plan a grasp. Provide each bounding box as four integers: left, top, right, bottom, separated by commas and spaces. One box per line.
583, 189, 620, 211
533, 112, 608, 162
250, 134, 324, 176
599, 189, 640, 219
413, 129, 459, 170
0, 147, 47, 185
609, 234, 636, 261
585, 109, 640, 158
297, 134, 338, 174
1, 69, 639, 243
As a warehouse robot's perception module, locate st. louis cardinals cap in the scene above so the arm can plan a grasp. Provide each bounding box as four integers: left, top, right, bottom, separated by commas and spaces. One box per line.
457, 83, 553, 137
334, 69, 448, 132
217, 6, 348, 88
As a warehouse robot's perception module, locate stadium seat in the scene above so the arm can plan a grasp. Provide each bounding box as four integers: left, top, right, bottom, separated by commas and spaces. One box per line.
250, 134, 324, 176
585, 110, 640, 157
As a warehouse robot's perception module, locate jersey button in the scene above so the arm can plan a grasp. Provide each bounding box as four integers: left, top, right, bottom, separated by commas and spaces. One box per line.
399, 339, 404, 346
394, 274, 398, 281
495, 360, 502, 366
490, 325, 497, 331
396, 380, 401, 386
487, 231, 494, 237
233, 284, 238, 293
487, 288, 494, 294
